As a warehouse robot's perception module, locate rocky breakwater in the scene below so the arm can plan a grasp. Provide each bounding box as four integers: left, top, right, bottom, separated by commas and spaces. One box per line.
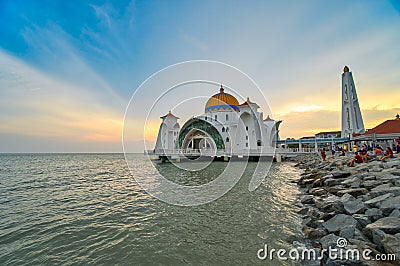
295, 153, 400, 265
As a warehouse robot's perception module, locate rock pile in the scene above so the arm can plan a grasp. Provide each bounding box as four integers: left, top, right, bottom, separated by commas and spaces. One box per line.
293, 153, 400, 265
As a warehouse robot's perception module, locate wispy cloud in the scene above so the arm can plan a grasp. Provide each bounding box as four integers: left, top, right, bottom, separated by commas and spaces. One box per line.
0, 50, 124, 151
277, 106, 400, 139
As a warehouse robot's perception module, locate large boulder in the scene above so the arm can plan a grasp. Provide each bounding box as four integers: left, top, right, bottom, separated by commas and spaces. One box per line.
365, 208, 384, 222
364, 193, 394, 207
365, 217, 400, 234
322, 214, 358, 233
315, 197, 345, 214
379, 195, 400, 215
362, 180, 383, 189
369, 186, 400, 198
343, 200, 366, 215
331, 171, 352, 178
340, 193, 356, 202
337, 188, 369, 197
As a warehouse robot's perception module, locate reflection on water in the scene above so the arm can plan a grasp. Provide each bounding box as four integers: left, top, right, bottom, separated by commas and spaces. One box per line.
0, 154, 303, 265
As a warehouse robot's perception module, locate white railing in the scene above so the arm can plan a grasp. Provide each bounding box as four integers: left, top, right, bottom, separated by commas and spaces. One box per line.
148, 147, 318, 156
275, 147, 317, 153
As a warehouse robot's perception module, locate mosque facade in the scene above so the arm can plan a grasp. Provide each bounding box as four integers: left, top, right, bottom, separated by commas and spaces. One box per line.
154, 85, 281, 160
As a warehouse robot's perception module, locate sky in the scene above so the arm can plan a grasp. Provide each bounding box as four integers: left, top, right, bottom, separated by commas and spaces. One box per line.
0, 0, 399, 152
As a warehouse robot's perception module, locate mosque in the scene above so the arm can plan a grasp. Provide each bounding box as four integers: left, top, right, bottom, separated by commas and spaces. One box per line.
154, 85, 281, 161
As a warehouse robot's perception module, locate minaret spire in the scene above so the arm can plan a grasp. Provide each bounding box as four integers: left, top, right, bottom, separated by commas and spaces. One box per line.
341, 66, 365, 137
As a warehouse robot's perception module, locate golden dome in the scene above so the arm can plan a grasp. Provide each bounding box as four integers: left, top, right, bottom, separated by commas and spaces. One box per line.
205, 85, 240, 113
343, 66, 349, 72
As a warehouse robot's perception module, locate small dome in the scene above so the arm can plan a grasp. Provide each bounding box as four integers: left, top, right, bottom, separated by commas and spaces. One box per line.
343, 66, 349, 72
205, 85, 240, 113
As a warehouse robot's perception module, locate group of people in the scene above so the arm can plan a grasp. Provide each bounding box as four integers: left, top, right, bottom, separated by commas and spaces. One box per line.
319, 138, 399, 167
348, 146, 394, 166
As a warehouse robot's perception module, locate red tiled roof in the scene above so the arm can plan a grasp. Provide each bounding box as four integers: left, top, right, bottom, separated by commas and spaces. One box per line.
364, 117, 400, 135
263, 115, 274, 121
239, 97, 254, 106
160, 111, 179, 119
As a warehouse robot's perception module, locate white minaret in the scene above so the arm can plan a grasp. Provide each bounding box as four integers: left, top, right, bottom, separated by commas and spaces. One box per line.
154, 111, 180, 153
341, 66, 365, 138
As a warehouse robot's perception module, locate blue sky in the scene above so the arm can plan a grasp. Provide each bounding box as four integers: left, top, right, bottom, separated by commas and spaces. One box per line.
0, 0, 399, 152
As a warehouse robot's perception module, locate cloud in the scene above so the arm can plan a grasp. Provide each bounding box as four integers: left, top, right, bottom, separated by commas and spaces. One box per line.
90, 3, 115, 30
277, 106, 400, 139
291, 105, 322, 113
0, 50, 125, 152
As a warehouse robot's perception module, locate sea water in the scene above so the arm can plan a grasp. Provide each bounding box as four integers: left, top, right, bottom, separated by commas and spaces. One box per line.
0, 153, 303, 265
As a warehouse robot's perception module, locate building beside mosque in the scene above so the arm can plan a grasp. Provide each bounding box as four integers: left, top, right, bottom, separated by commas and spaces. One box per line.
154, 85, 281, 160
353, 114, 400, 144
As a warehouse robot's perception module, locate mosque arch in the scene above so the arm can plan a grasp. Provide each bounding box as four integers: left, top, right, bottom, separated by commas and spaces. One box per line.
177, 118, 225, 150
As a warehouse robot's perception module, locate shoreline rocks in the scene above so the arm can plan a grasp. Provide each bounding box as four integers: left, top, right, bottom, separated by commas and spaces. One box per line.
292, 152, 400, 265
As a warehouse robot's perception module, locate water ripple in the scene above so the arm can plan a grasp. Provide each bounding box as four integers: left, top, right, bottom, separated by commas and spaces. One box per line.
0, 154, 302, 265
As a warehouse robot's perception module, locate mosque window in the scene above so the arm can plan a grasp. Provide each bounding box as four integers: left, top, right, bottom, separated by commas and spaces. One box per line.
226, 137, 230, 142
246, 135, 248, 140
257, 140, 262, 146
222, 127, 225, 132
344, 85, 348, 101
226, 127, 229, 132
351, 85, 355, 99
215, 115, 217, 121
205, 117, 207, 121
246, 143, 248, 147
226, 114, 229, 121
246, 126, 248, 131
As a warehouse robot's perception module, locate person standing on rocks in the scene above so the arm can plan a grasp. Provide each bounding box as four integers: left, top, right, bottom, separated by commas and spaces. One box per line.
321, 148, 326, 161
396, 137, 400, 154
